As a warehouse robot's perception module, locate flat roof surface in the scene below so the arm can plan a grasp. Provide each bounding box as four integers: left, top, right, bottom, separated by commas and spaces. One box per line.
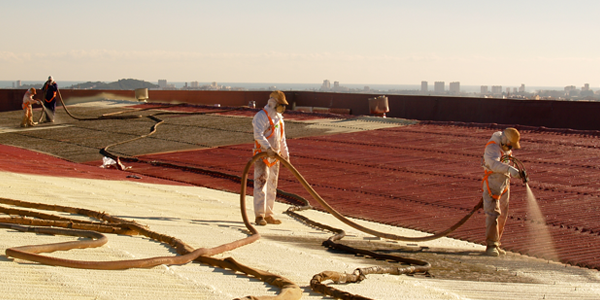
0, 100, 599, 299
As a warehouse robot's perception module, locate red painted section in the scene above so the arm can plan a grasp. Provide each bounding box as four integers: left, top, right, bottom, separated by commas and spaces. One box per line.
0, 144, 190, 186
76, 123, 600, 270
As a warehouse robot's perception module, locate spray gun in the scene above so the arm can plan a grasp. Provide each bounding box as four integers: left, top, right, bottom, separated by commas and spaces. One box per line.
505, 155, 529, 184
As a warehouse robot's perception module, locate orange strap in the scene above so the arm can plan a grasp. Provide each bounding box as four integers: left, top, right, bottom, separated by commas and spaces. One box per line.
253, 109, 283, 167
482, 141, 508, 200
263, 109, 276, 139
45, 92, 56, 103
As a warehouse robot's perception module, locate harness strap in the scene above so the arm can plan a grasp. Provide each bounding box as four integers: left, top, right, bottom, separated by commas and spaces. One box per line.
254, 109, 283, 167
263, 109, 276, 139
482, 141, 508, 200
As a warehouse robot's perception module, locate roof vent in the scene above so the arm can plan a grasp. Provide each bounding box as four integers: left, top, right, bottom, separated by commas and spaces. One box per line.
135, 88, 148, 102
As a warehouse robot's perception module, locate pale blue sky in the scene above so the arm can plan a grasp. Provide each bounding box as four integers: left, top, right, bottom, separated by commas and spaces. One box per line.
2, 0, 599, 88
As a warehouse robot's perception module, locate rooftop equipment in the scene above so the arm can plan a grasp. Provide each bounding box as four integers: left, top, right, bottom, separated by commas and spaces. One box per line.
135, 88, 149, 102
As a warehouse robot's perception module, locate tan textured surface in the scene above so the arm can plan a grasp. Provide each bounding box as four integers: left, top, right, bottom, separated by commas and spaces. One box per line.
1, 171, 599, 300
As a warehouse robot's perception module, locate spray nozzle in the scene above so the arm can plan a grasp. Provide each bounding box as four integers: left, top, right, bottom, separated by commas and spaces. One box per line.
520, 170, 529, 184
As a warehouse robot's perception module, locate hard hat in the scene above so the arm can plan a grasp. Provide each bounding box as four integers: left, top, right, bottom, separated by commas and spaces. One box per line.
269, 90, 288, 105
29, 88, 36, 95
504, 128, 521, 150
48, 76, 54, 82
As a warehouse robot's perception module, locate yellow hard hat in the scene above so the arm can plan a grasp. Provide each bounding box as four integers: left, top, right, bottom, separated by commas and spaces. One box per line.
269, 90, 288, 105
504, 128, 521, 150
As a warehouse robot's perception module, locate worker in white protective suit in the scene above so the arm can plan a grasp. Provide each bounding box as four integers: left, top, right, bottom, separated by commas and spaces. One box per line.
21, 88, 40, 128
252, 90, 290, 226
481, 127, 522, 256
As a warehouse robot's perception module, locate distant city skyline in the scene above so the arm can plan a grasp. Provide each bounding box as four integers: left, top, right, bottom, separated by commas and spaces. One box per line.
2, 1, 599, 87
3, 78, 590, 92
0, 78, 600, 96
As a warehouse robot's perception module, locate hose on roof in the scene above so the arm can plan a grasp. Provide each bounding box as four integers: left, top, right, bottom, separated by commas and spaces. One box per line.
5, 102, 531, 300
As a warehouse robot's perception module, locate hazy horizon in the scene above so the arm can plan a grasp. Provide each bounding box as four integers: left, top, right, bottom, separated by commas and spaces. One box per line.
0, 80, 571, 93
2, 1, 599, 88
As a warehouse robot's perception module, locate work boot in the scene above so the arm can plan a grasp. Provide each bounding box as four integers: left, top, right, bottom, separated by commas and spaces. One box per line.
264, 216, 282, 225
497, 247, 506, 255
485, 246, 499, 257
255, 216, 267, 226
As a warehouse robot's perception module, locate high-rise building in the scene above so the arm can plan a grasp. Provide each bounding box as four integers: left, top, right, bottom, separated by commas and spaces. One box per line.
519, 84, 525, 93
191, 81, 199, 88
434, 81, 445, 94
16, 80, 21, 88
582, 83, 590, 91
564, 85, 578, 97
491, 86, 502, 94
481, 85, 488, 94
158, 79, 168, 89
321, 79, 331, 90
333, 81, 340, 91
421, 81, 428, 93
449, 82, 460, 94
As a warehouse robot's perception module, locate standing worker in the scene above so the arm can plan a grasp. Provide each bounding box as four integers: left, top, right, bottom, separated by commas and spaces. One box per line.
481, 127, 522, 256
252, 91, 290, 226
21, 88, 40, 128
41, 76, 58, 123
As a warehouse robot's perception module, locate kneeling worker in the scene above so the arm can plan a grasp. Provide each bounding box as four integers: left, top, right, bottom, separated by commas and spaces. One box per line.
482, 127, 522, 256
252, 91, 290, 226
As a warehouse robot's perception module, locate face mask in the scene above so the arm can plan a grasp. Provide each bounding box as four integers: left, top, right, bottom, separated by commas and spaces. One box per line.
276, 104, 286, 113
501, 143, 512, 151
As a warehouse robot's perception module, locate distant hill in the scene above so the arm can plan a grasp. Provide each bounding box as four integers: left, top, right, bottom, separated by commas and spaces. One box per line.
67, 79, 159, 90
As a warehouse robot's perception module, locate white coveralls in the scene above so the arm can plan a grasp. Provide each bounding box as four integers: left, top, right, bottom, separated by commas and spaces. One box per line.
482, 131, 514, 247
252, 105, 289, 218
21, 90, 37, 128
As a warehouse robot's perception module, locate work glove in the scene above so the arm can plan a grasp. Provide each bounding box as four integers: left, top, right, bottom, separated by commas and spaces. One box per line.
508, 166, 521, 179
